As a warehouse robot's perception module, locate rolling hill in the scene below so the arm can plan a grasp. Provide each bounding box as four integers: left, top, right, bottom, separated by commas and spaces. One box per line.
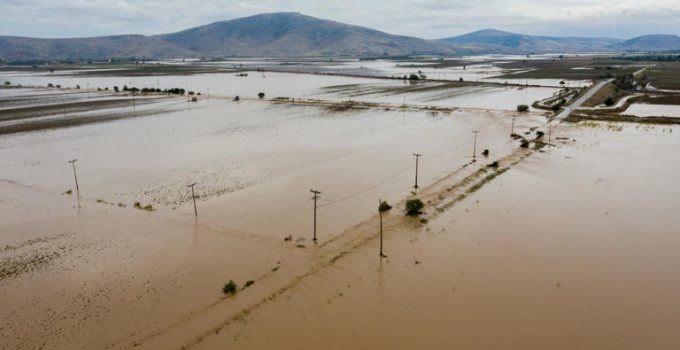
439, 29, 622, 53
608, 34, 680, 51
1, 13, 679, 62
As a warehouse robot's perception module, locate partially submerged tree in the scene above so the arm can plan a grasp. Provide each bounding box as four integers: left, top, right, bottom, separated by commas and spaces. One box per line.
379, 200, 392, 212
405, 199, 424, 216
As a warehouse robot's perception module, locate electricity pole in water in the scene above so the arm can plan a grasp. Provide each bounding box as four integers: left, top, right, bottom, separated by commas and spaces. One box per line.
413, 153, 422, 190
511, 116, 516, 136
472, 130, 480, 160
310, 189, 321, 243
68, 159, 80, 208
187, 183, 197, 217
378, 199, 386, 257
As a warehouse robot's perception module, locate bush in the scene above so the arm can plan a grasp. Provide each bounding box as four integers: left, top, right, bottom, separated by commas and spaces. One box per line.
520, 139, 530, 148
605, 97, 615, 106
223, 280, 238, 294
517, 104, 529, 112
258, 92, 265, 99
4, 81, 10, 85
536, 131, 545, 138
379, 200, 392, 212
488, 161, 499, 168
243, 280, 255, 289
408, 74, 420, 81
482, 149, 489, 157
405, 199, 424, 216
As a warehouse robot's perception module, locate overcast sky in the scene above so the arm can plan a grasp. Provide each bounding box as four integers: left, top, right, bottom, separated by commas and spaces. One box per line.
1, 0, 679, 39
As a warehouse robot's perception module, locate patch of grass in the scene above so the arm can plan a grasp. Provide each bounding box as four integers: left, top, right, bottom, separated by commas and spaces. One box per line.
223, 280, 238, 295
133, 201, 154, 211
243, 280, 255, 289
405, 198, 425, 216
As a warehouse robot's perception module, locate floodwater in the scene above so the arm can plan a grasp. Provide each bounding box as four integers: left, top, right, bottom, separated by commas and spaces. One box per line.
189, 121, 680, 350
625, 103, 680, 117
2, 67, 677, 350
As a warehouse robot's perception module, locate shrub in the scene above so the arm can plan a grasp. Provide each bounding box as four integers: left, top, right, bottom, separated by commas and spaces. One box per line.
113, 86, 119, 92
405, 199, 424, 216
482, 149, 489, 157
223, 280, 238, 294
258, 92, 265, 99
605, 97, 615, 106
488, 161, 499, 168
517, 104, 529, 112
536, 130, 545, 138
243, 280, 255, 289
520, 139, 530, 148
408, 74, 420, 81
379, 200, 392, 212
3, 81, 10, 85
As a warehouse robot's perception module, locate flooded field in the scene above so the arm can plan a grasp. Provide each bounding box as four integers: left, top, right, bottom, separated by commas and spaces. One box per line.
1, 64, 679, 350
187, 121, 680, 350
625, 103, 680, 117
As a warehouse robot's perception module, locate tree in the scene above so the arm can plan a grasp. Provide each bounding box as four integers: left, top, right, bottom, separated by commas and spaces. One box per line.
605, 97, 615, 107
258, 92, 265, 99
517, 104, 529, 112
405, 199, 424, 216
113, 86, 119, 92
379, 200, 392, 212
222, 280, 238, 294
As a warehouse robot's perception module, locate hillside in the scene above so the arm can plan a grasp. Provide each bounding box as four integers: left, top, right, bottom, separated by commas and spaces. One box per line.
608, 34, 680, 51
157, 12, 457, 57
0, 35, 194, 62
439, 29, 622, 53
1, 13, 680, 62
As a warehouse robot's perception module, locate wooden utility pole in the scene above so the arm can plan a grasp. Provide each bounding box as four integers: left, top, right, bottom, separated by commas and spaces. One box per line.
413, 153, 422, 190
511, 116, 516, 136
187, 183, 197, 217
548, 122, 552, 146
378, 199, 385, 257
472, 130, 480, 160
68, 159, 80, 208
310, 189, 321, 243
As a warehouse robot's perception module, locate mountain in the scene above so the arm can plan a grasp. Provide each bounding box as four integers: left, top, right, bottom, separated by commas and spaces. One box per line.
1, 14, 680, 62
157, 12, 456, 57
608, 34, 680, 51
0, 12, 457, 62
0, 35, 193, 62
439, 29, 623, 53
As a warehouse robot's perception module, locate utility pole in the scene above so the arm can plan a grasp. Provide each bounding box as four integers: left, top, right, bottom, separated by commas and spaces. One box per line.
548, 122, 552, 146
413, 153, 422, 190
472, 130, 480, 160
310, 189, 321, 243
187, 183, 197, 217
378, 199, 386, 257
68, 159, 80, 208
511, 116, 516, 136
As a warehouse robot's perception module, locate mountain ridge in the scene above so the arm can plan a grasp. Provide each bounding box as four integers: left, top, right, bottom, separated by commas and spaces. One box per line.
1, 12, 679, 62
